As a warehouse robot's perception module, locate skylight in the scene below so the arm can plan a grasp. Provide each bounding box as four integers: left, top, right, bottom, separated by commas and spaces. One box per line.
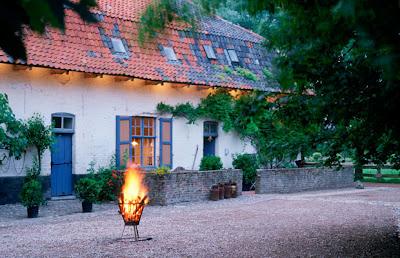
203, 45, 216, 59
163, 47, 178, 61
227, 49, 239, 63
111, 38, 126, 53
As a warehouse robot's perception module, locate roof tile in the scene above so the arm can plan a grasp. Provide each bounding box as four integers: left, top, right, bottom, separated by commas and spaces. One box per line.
0, 0, 276, 91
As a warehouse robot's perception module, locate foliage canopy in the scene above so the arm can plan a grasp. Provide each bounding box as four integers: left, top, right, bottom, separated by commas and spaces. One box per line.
146, 0, 400, 168
0, 0, 98, 60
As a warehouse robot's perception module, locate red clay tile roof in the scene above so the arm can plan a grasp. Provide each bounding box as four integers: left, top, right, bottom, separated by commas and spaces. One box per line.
0, 0, 276, 91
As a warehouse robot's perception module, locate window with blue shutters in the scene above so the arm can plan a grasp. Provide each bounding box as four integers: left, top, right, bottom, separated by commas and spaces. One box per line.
116, 116, 157, 168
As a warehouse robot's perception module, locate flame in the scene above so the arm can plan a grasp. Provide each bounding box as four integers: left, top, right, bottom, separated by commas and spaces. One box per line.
118, 165, 149, 224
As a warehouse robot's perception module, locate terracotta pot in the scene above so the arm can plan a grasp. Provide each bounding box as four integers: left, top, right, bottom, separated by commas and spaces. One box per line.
224, 183, 232, 198
27, 206, 39, 218
82, 200, 93, 213
210, 185, 219, 201
218, 184, 224, 199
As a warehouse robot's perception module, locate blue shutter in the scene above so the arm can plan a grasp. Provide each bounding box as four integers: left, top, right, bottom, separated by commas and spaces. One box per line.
159, 118, 173, 168
116, 116, 132, 168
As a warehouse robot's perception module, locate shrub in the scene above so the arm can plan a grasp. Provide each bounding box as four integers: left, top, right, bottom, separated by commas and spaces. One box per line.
86, 157, 123, 202
232, 153, 259, 185
20, 179, 44, 207
199, 156, 223, 171
74, 177, 99, 203
95, 166, 118, 202
155, 166, 171, 176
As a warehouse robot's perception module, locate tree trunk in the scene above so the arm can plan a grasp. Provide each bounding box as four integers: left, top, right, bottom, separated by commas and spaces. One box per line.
37, 147, 42, 175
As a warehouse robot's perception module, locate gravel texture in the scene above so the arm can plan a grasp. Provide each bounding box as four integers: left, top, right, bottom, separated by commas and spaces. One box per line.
0, 187, 399, 257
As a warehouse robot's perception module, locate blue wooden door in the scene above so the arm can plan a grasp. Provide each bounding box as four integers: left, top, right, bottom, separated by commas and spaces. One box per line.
51, 134, 72, 196
203, 137, 216, 156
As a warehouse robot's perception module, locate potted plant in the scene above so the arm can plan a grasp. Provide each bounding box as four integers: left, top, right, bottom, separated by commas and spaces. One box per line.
75, 177, 99, 213
20, 179, 44, 218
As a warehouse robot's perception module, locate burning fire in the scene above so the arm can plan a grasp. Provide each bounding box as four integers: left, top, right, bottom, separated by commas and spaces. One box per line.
118, 165, 149, 225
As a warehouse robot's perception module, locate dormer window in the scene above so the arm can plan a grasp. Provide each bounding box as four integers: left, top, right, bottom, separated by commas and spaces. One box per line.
227, 49, 239, 63
111, 38, 126, 53
163, 47, 178, 61
203, 45, 216, 59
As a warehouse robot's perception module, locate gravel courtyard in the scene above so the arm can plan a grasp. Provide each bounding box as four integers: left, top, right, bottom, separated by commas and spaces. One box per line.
1, 187, 399, 257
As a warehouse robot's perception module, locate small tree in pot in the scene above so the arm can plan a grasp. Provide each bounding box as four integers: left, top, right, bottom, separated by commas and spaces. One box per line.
25, 113, 53, 174
20, 160, 44, 218
75, 177, 99, 213
20, 179, 44, 218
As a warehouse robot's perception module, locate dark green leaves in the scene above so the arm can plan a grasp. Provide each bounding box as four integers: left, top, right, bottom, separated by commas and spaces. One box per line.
0, 0, 98, 60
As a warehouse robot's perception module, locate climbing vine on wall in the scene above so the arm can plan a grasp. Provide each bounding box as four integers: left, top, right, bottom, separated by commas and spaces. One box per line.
157, 90, 328, 168
0, 93, 27, 162
157, 90, 235, 131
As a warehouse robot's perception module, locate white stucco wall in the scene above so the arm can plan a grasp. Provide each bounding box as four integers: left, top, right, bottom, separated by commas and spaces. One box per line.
0, 64, 255, 177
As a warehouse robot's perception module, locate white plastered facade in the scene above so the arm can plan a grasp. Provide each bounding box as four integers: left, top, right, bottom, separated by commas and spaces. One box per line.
0, 64, 255, 177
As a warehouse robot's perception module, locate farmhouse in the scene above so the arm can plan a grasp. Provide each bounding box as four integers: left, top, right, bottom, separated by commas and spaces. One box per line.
0, 0, 275, 203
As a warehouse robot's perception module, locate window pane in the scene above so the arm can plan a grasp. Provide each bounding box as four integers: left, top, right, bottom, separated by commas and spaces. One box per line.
162, 122, 171, 142
52, 116, 62, 129
132, 117, 141, 136
163, 47, 177, 61
111, 38, 126, 53
203, 45, 216, 59
228, 49, 239, 62
162, 145, 171, 165
63, 117, 73, 129
203, 123, 209, 134
143, 138, 154, 166
148, 118, 154, 136
119, 144, 130, 166
210, 123, 217, 134
131, 138, 141, 165
119, 120, 130, 141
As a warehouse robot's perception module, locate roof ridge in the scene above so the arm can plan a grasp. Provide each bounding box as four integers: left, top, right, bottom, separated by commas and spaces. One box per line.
93, 5, 263, 43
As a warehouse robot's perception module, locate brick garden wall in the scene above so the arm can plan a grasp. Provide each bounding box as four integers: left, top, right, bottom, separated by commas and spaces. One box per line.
255, 167, 354, 194
144, 169, 242, 205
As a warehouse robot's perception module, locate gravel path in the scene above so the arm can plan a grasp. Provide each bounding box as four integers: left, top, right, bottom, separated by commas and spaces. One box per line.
1, 187, 399, 257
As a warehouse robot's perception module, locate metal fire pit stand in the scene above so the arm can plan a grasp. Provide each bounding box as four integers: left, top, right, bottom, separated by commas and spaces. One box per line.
118, 198, 151, 242
120, 222, 140, 241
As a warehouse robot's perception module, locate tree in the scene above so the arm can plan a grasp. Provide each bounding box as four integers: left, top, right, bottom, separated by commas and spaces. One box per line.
0, 93, 28, 162
142, 0, 400, 168
215, 0, 269, 35
25, 114, 53, 174
0, 0, 98, 61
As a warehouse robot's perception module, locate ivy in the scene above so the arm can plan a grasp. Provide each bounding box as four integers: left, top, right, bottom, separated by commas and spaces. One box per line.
157, 90, 328, 168
157, 90, 234, 131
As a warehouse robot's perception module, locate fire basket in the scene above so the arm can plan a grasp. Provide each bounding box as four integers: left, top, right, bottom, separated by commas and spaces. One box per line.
118, 195, 148, 241
117, 165, 150, 241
